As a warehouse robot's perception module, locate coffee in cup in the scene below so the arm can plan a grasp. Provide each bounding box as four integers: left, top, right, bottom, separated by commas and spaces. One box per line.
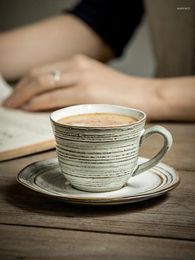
57, 112, 137, 127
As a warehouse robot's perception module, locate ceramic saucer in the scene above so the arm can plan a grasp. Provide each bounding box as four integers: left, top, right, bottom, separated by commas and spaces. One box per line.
17, 157, 180, 205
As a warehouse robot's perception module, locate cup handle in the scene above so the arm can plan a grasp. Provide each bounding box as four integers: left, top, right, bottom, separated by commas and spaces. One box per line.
133, 125, 173, 176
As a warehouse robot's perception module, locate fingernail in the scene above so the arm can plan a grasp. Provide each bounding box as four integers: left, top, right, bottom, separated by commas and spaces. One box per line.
3, 99, 15, 107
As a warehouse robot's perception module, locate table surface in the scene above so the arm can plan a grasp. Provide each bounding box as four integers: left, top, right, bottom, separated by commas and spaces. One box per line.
0, 123, 195, 259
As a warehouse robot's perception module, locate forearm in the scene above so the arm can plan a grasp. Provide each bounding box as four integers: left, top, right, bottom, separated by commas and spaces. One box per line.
3, 50, 195, 122
148, 77, 195, 121
0, 14, 113, 80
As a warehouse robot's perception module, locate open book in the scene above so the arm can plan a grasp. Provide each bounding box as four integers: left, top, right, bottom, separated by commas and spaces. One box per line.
0, 76, 55, 161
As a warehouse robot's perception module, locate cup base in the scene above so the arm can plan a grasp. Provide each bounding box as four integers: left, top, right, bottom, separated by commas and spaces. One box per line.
71, 184, 125, 193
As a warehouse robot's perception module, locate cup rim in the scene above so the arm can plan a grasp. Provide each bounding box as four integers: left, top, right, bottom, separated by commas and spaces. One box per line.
50, 104, 146, 128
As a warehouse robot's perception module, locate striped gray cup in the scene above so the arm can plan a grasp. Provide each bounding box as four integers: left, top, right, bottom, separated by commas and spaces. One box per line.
50, 104, 172, 192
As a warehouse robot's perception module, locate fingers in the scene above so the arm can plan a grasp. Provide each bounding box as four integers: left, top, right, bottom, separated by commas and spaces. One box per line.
3, 70, 79, 108
3, 55, 91, 109
22, 86, 87, 111
3, 55, 93, 110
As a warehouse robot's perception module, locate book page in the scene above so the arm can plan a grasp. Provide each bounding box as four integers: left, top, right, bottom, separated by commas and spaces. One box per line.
0, 75, 55, 161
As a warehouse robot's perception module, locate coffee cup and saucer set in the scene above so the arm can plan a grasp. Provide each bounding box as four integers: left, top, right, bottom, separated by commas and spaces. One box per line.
17, 104, 180, 205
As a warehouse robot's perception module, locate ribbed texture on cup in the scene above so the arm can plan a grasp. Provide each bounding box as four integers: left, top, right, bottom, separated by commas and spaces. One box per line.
51, 120, 145, 192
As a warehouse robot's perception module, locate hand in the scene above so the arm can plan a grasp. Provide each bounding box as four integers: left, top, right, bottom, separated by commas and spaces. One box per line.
3, 54, 154, 112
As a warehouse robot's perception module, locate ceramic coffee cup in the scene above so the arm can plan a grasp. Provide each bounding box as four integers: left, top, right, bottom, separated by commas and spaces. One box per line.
50, 104, 172, 192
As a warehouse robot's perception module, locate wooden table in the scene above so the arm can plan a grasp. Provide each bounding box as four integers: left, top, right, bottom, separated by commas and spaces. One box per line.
0, 123, 195, 259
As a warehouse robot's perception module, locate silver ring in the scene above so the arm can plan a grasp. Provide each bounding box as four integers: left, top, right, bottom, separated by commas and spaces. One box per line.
52, 70, 61, 82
